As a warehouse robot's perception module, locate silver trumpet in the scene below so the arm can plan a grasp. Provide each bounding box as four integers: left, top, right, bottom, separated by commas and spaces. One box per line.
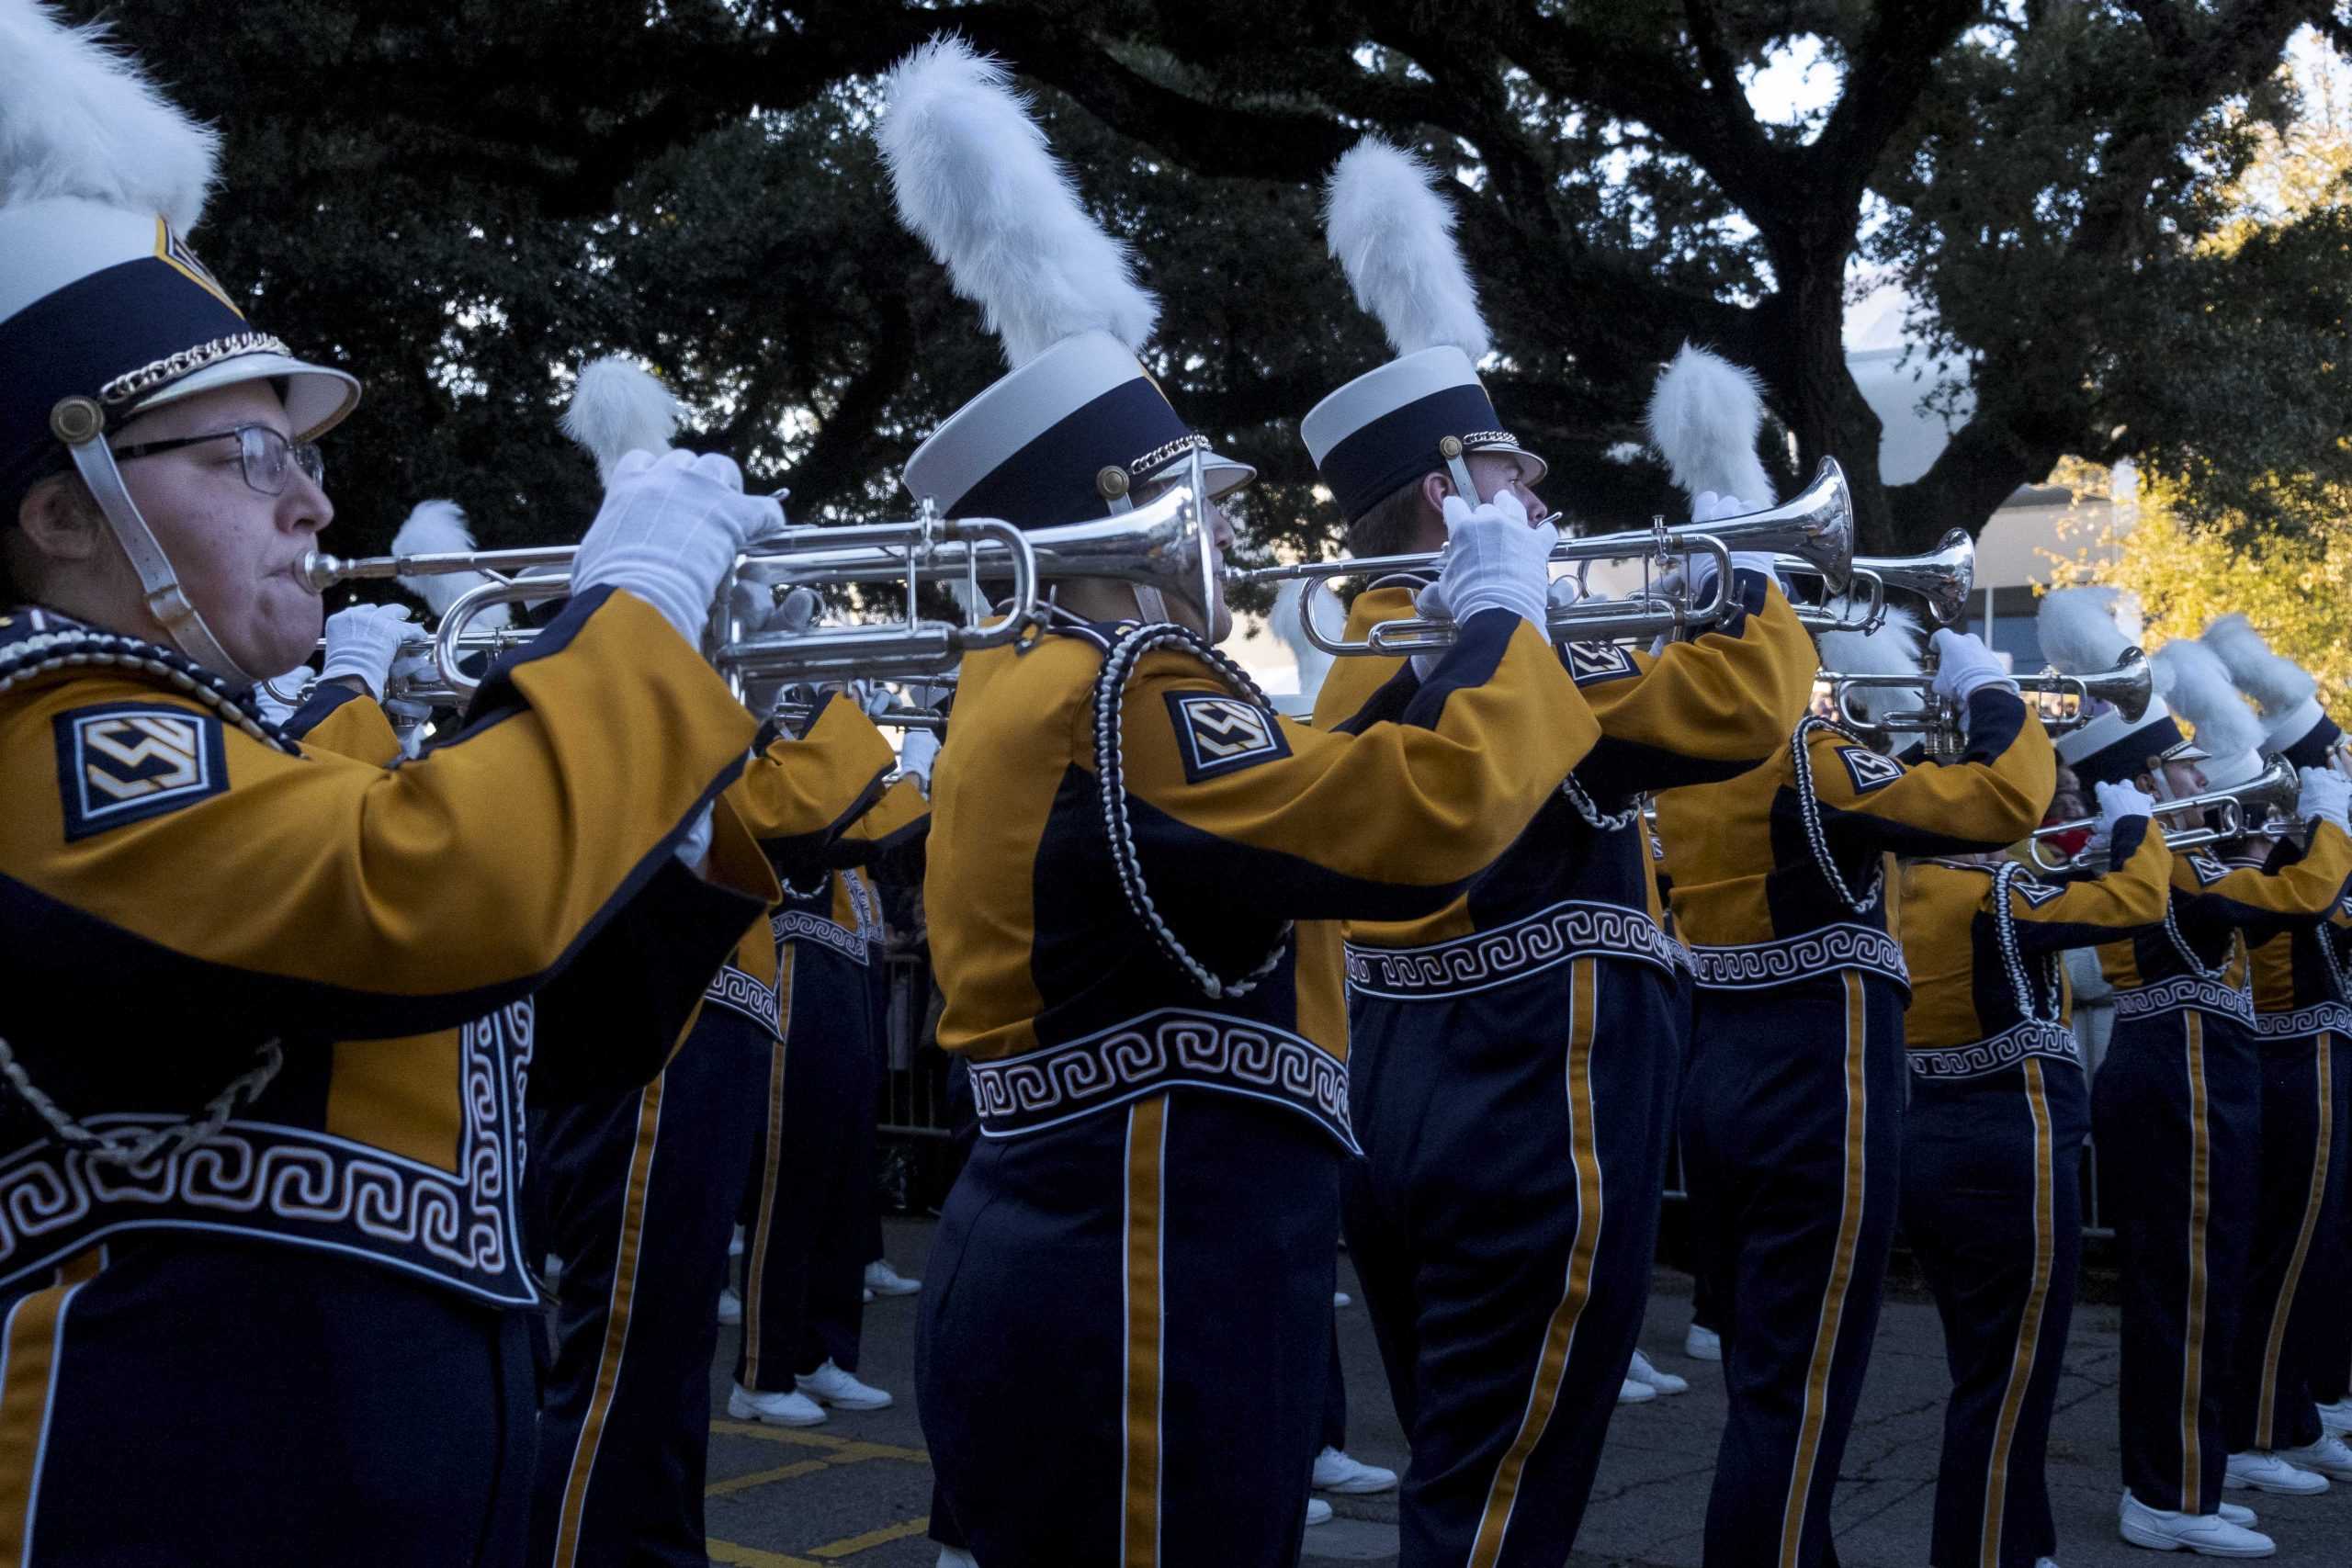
1231, 457, 1854, 658
2027, 751, 2301, 872
1781, 529, 1976, 634
1824, 649, 2152, 756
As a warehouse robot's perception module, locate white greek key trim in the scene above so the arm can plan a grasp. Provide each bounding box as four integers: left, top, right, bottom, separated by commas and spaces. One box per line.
1687, 924, 1909, 993
2251, 1001, 2352, 1039
771, 908, 868, 967
1344, 899, 1688, 1000
2113, 974, 2255, 1026
1908, 1021, 2082, 1080
0, 1002, 537, 1305
703, 964, 781, 1035
967, 1010, 1355, 1153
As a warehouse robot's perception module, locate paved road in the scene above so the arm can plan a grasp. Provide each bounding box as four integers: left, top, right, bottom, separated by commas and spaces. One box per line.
694, 1218, 2350, 1566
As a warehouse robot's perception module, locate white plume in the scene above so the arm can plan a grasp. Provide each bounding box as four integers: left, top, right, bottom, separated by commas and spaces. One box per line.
878, 36, 1157, 367
2200, 613, 2314, 716
1269, 579, 1347, 710
2036, 587, 2136, 678
2153, 638, 2265, 760
1323, 138, 1490, 360
391, 501, 512, 630
0, 1, 219, 231
1645, 344, 1777, 507
561, 356, 680, 482
1816, 604, 1923, 725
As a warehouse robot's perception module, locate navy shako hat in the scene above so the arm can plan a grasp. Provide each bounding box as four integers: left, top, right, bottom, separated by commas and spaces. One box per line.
2200, 614, 2346, 771
0, 0, 357, 502
1299, 139, 1545, 523
879, 38, 1251, 529
2039, 589, 2190, 787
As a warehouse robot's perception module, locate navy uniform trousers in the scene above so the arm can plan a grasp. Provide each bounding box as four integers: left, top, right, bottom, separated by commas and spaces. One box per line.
1342, 956, 1679, 1568
1680, 969, 1906, 1568
2092, 1008, 2260, 1515
2312, 1034, 2352, 1409
529, 1007, 773, 1568
1901, 1060, 2088, 1568
0, 1235, 536, 1566
2225, 1029, 2347, 1454
735, 974, 877, 1394
919, 1091, 1337, 1568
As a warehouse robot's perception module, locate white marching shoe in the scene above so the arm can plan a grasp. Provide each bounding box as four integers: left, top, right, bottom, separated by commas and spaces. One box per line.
729, 1382, 827, 1427
937, 1551, 978, 1568
1305, 1497, 1333, 1527
2036, 1558, 2060, 1568
1684, 1322, 1723, 1362
729, 1224, 744, 1258
1334, 1291, 1352, 1309
2223, 1450, 2327, 1495
2118, 1490, 2276, 1557
798, 1358, 893, 1410
716, 1285, 742, 1325
1616, 1377, 1657, 1404
1313, 1446, 1398, 1495
1626, 1348, 1689, 1395
865, 1258, 922, 1297
2316, 1397, 2352, 1437
2275, 1433, 2352, 1481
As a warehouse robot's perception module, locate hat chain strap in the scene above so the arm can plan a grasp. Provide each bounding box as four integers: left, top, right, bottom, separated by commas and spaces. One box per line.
1091, 623, 1293, 1000
1788, 714, 1885, 917
0, 623, 293, 1167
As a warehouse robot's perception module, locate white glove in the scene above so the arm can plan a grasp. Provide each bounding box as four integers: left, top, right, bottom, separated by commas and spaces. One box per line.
2299, 766, 2352, 829
673, 806, 714, 873
2086, 780, 2156, 861
860, 681, 896, 720
571, 448, 785, 645
382, 643, 439, 721
1435, 490, 1557, 630
1690, 491, 1754, 525
1930, 629, 2017, 704
250, 666, 311, 725
1546, 575, 1583, 615
318, 604, 415, 701
899, 727, 941, 788
729, 581, 820, 638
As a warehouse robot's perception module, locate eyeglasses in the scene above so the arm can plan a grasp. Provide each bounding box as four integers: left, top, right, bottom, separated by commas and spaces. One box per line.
110, 423, 325, 497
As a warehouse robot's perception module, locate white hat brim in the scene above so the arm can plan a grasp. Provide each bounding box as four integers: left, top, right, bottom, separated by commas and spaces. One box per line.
130, 353, 361, 444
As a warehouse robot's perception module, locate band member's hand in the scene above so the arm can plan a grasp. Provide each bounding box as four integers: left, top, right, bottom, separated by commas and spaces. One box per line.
318, 603, 415, 700
572, 448, 785, 644
1547, 575, 1586, 614
1930, 629, 2017, 703
729, 581, 820, 639
2298, 766, 2351, 829
383, 646, 439, 721
1435, 491, 1558, 630
2093, 780, 2156, 837
899, 727, 941, 789
1690, 491, 1754, 525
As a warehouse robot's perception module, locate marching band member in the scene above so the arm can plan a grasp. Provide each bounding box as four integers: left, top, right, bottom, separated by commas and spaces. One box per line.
1895, 759, 2174, 1568
877, 40, 1596, 1565
1655, 601, 2053, 1568
1298, 152, 1817, 1562
522, 367, 901, 1568
2034, 594, 2352, 1556
730, 732, 925, 1429
2198, 617, 2352, 1490
0, 11, 785, 1561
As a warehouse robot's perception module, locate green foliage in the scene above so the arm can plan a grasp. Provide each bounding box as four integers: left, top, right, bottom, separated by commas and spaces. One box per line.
68, 0, 2352, 570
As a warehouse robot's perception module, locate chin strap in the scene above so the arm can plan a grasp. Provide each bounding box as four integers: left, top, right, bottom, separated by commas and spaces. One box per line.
51, 397, 259, 685
1132, 585, 1170, 625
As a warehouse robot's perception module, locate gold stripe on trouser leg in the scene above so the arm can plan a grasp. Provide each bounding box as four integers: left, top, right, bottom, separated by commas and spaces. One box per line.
1778, 970, 1870, 1568
2256, 1036, 2333, 1450
2181, 1011, 2210, 1513
1468, 958, 1602, 1568
0, 1247, 104, 1566
1979, 1058, 2056, 1568
552, 1075, 666, 1568
742, 950, 797, 1388
1122, 1096, 1169, 1568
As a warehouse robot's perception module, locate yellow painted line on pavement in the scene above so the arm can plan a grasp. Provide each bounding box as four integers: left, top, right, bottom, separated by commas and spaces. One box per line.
709, 1418, 930, 1464
707, 1541, 822, 1568
706, 1458, 834, 1496
809, 1516, 933, 1558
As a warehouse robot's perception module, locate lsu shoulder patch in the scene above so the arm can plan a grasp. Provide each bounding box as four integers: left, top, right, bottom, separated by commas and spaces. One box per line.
1164, 691, 1289, 783
1834, 745, 1905, 795
53, 703, 229, 841
2011, 879, 2066, 908
1562, 640, 1639, 687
